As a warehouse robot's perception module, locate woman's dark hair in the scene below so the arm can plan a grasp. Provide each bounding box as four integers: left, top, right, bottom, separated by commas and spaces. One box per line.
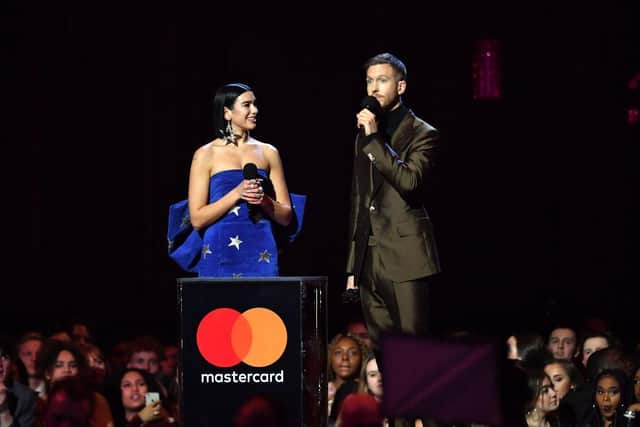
545, 358, 585, 388
45, 375, 96, 426
35, 339, 88, 388
522, 369, 554, 413
213, 83, 253, 139
585, 369, 633, 427
111, 367, 163, 427
594, 369, 631, 406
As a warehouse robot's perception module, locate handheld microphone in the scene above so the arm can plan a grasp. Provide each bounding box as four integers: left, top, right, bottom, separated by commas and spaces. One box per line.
242, 162, 258, 181
242, 163, 261, 223
360, 95, 383, 117
358, 96, 383, 136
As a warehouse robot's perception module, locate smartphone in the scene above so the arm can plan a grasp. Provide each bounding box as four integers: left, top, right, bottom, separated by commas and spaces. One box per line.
145, 392, 160, 406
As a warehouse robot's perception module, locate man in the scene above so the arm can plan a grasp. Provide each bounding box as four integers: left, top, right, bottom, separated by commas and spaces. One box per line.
1, 336, 37, 427
580, 332, 613, 367
547, 326, 579, 361
16, 332, 46, 398
346, 52, 441, 363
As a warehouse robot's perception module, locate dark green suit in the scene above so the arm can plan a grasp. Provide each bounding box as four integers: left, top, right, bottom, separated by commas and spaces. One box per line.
346, 108, 441, 352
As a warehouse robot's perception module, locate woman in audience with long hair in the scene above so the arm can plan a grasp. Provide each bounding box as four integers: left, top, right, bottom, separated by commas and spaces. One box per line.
582, 369, 632, 427
113, 368, 176, 427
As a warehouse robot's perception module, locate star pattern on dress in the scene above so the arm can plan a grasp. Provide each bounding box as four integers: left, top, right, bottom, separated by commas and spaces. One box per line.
228, 206, 241, 216
202, 244, 212, 259
258, 250, 271, 263
232, 273, 243, 278
167, 238, 174, 249
181, 215, 191, 227
228, 235, 243, 250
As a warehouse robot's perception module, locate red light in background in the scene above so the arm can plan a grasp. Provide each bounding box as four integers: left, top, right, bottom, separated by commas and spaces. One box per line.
473, 39, 502, 100
627, 72, 640, 126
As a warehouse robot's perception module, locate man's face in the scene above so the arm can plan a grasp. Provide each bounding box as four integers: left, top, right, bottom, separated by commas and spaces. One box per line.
127, 351, 160, 375
18, 339, 42, 376
547, 328, 577, 360
581, 337, 609, 367
347, 322, 372, 350
366, 64, 405, 111
160, 345, 178, 377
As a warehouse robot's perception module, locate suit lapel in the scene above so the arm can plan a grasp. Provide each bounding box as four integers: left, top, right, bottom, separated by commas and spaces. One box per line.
369, 112, 414, 200
391, 110, 414, 154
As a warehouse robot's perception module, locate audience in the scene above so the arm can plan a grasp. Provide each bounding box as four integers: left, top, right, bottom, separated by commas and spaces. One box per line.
2, 304, 638, 426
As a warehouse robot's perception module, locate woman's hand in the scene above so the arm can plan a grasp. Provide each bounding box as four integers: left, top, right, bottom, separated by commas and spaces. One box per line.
138, 401, 163, 423
237, 178, 265, 205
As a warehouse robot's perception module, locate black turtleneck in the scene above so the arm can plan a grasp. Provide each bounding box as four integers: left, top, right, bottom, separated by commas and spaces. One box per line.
380, 102, 409, 140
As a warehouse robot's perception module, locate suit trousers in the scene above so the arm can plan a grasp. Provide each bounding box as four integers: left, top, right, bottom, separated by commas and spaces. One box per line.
358, 242, 432, 427
358, 241, 431, 365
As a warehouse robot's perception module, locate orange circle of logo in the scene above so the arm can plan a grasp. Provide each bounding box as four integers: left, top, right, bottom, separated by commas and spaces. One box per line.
196, 307, 287, 368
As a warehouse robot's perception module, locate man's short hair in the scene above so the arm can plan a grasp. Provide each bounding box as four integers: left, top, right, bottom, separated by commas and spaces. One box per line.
364, 52, 407, 81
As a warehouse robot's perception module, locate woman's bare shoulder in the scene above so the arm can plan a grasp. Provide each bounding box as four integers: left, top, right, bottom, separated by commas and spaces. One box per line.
249, 137, 279, 154
193, 139, 224, 159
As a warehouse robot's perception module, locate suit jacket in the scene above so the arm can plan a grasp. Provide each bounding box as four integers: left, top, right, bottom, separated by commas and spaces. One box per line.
346, 109, 441, 284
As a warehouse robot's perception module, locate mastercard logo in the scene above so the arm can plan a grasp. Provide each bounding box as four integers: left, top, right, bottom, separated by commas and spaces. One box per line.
196, 307, 288, 368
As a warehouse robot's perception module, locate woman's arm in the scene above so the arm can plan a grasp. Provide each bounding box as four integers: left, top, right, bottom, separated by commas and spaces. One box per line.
187, 145, 246, 231
259, 145, 292, 226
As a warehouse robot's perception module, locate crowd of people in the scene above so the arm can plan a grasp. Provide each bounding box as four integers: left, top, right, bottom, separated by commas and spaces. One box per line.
325, 313, 640, 427
0, 325, 179, 427
1, 314, 638, 426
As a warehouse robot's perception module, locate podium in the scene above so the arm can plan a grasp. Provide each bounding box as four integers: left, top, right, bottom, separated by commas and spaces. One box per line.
178, 277, 328, 427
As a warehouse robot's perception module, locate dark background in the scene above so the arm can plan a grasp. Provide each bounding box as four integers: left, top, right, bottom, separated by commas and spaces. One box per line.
3, 2, 638, 349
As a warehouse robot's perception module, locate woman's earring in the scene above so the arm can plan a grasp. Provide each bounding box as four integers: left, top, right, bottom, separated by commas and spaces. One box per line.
224, 120, 236, 144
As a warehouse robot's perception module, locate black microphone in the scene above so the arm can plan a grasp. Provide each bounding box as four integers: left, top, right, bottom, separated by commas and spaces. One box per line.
358, 96, 383, 136
360, 95, 383, 117
242, 163, 261, 223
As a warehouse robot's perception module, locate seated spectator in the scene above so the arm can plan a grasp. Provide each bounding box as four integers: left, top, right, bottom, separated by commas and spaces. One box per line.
522, 370, 563, 427
582, 369, 631, 427
232, 395, 285, 427
81, 343, 110, 393
546, 325, 579, 362
125, 336, 177, 419
0, 335, 37, 427
16, 332, 46, 399
327, 333, 367, 424
336, 393, 382, 427
114, 368, 176, 427
580, 331, 619, 368
43, 376, 94, 427
36, 339, 114, 427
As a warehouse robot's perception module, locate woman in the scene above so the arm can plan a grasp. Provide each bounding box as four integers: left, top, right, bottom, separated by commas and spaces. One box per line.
36, 339, 114, 427
544, 359, 583, 401
523, 370, 563, 427
168, 82, 304, 277
116, 368, 176, 427
358, 354, 382, 401
583, 369, 632, 427
327, 333, 367, 423
630, 364, 640, 411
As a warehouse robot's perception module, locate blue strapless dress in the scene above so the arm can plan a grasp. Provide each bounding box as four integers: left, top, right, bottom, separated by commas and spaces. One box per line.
167, 169, 305, 278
